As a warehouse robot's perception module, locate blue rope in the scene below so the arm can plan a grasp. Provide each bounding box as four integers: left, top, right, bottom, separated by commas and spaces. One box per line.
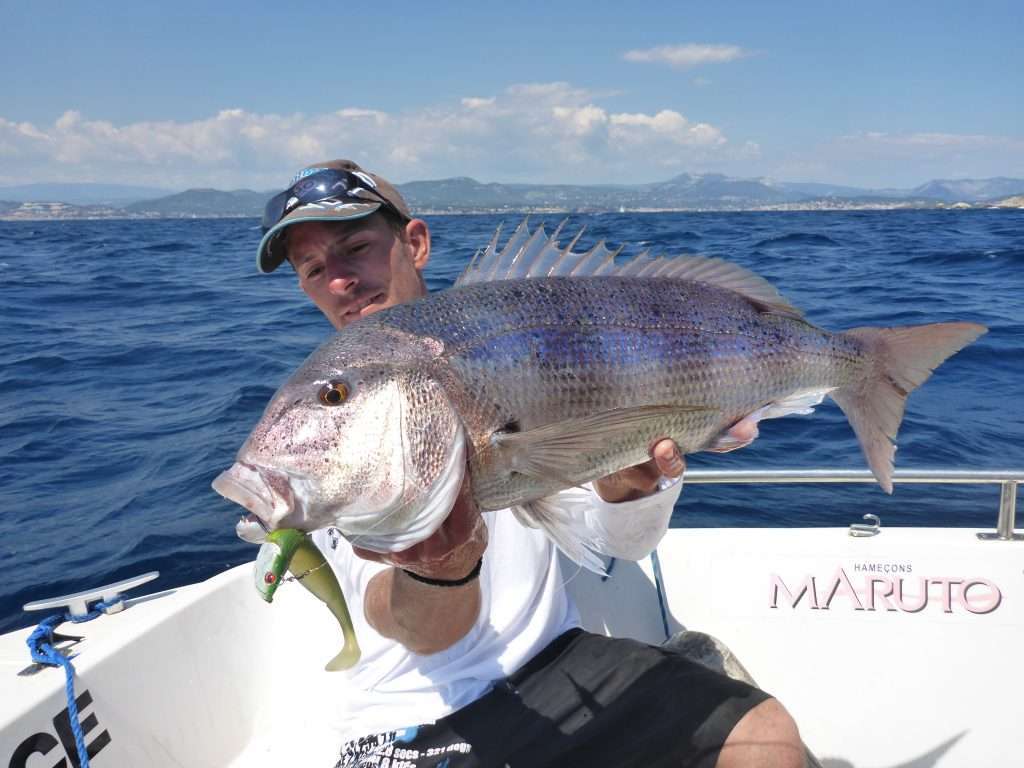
26, 598, 121, 768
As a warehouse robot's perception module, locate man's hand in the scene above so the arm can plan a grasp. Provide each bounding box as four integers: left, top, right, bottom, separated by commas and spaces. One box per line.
355, 414, 760, 653
356, 479, 487, 655
593, 416, 760, 503
593, 438, 686, 503
353, 478, 487, 582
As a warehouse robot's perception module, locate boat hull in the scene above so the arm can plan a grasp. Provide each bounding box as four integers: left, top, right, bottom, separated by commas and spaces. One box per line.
2, 526, 1019, 767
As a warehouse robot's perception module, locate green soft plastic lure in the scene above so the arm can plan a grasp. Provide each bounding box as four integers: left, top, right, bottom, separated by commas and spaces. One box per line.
255, 528, 360, 671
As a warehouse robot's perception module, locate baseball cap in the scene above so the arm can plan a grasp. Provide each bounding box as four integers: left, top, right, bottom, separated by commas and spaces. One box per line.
256, 159, 412, 273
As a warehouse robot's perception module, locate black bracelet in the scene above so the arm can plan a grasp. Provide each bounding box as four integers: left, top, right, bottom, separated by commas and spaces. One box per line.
402, 557, 483, 588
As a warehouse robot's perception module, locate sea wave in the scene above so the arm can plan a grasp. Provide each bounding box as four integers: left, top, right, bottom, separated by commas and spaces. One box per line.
1, 210, 1021, 632
752, 232, 841, 248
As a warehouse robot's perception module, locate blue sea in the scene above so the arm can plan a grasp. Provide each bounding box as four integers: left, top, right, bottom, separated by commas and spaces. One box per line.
2, 210, 1022, 632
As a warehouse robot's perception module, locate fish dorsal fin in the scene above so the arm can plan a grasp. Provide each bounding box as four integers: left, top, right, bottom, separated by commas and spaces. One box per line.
652, 254, 804, 319
455, 218, 803, 319
456, 218, 621, 286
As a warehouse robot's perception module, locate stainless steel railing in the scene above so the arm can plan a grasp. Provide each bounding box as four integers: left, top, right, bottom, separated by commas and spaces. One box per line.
679, 468, 1023, 541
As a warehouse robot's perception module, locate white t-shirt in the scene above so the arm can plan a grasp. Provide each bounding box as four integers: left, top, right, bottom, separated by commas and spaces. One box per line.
311, 478, 682, 743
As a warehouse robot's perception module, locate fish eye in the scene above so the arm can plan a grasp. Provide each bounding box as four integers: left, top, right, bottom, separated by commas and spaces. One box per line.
319, 380, 350, 406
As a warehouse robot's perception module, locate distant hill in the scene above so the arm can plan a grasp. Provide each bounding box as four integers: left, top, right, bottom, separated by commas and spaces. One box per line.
124, 188, 270, 216
400, 173, 1024, 209
910, 178, 1024, 202
771, 181, 887, 198
4, 175, 1024, 218
0, 182, 171, 206
400, 172, 804, 211
641, 173, 793, 205
399, 177, 628, 209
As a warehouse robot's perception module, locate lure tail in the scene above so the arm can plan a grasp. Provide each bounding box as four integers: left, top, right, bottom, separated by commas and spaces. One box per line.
287, 537, 361, 671
256, 529, 361, 671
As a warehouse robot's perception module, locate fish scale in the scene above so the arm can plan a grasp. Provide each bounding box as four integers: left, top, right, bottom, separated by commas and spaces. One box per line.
364, 276, 859, 509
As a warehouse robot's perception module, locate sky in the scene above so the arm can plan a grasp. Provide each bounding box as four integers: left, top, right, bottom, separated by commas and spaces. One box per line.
1, 0, 1021, 191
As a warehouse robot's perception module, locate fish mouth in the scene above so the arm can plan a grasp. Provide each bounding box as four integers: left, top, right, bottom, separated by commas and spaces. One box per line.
235, 513, 269, 544
212, 461, 310, 540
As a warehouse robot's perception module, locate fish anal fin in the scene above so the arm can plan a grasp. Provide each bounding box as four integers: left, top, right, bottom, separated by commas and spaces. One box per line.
707, 428, 759, 453
705, 388, 833, 453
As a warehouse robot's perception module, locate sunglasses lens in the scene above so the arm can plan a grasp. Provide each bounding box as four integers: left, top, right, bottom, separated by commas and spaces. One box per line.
294, 174, 326, 198
261, 169, 397, 233
261, 191, 290, 232
296, 171, 355, 200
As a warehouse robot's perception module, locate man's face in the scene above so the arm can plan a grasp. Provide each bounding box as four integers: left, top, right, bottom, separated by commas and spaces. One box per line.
284, 215, 430, 330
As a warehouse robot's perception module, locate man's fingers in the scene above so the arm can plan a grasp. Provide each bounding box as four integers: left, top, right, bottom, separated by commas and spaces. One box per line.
652, 438, 685, 479
729, 416, 759, 442
624, 461, 662, 490
707, 416, 761, 453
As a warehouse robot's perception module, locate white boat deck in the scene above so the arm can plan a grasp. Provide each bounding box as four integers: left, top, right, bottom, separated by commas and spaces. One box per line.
2, 472, 1021, 767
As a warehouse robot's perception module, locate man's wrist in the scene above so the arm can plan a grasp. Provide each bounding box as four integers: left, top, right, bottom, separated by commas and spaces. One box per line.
401, 557, 483, 588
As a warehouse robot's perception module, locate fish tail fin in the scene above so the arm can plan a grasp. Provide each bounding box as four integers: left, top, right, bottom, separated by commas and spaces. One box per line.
831, 322, 986, 493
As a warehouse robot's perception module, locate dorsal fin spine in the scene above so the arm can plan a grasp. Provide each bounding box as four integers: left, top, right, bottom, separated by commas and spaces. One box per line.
550, 218, 569, 243
566, 226, 586, 253
453, 219, 804, 319
547, 241, 577, 276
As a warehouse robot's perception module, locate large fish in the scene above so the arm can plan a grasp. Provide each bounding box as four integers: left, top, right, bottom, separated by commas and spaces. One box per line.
214, 220, 986, 567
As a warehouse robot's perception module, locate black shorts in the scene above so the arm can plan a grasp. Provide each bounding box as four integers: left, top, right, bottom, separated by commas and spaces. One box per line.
335, 629, 772, 768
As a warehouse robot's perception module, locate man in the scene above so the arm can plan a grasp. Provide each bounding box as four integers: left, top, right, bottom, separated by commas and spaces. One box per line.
256, 159, 802, 767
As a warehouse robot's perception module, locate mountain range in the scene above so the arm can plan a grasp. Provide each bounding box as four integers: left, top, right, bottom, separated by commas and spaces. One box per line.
2, 174, 1024, 219
0, 182, 172, 207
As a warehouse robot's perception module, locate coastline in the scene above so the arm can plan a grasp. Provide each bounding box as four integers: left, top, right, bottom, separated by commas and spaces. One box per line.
3, 199, 1023, 222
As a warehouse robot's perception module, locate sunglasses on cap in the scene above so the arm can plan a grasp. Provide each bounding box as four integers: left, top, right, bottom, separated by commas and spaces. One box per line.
261, 169, 405, 233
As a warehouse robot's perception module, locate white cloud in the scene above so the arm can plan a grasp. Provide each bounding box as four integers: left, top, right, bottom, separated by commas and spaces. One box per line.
839, 131, 1011, 149
737, 140, 762, 159
5, 94, 1021, 190
623, 44, 748, 69
335, 108, 387, 120
507, 82, 586, 100
285, 134, 327, 163
552, 105, 609, 137
461, 97, 496, 109
609, 110, 725, 147
0, 82, 741, 187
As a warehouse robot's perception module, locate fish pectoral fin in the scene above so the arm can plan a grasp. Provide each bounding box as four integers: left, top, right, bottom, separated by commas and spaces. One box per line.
493, 404, 714, 483
513, 500, 609, 574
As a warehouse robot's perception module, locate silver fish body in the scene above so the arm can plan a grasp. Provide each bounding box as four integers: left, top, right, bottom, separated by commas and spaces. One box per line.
214, 222, 985, 562
383, 275, 854, 508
